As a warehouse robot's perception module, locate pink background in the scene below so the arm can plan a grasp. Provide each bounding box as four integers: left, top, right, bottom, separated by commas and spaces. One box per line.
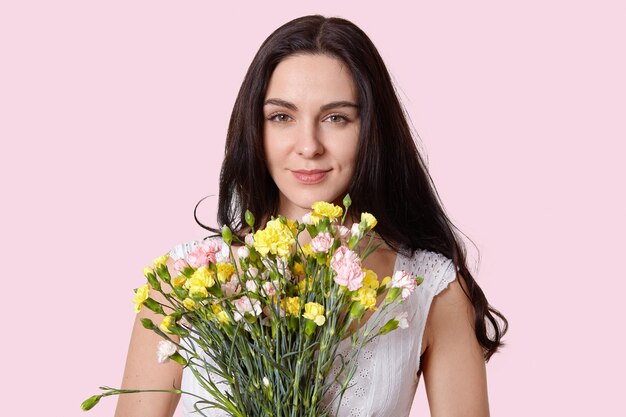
1, 1, 624, 416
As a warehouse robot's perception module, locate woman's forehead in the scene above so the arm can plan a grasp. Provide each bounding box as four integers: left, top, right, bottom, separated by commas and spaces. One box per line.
264, 54, 357, 106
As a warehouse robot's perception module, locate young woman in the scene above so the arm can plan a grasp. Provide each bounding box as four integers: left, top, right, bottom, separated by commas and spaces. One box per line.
116, 15, 507, 417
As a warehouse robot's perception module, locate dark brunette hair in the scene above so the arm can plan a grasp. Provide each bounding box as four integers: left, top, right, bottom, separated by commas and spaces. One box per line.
198, 15, 507, 360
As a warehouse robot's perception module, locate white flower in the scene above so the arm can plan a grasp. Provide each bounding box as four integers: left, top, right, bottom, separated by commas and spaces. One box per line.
301, 212, 313, 225
244, 233, 254, 246
395, 311, 409, 329
350, 223, 362, 239
156, 340, 177, 364
263, 377, 270, 387
391, 270, 417, 300
237, 246, 250, 259
248, 267, 259, 278
246, 279, 258, 292
336, 225, 350, 240
216, 241, 230, 262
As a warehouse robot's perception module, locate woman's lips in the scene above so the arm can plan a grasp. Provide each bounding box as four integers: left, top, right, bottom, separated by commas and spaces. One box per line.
291, 169, 330, 184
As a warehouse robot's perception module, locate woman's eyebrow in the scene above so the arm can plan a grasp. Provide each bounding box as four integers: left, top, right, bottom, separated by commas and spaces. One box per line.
264, 98, 297, 110
263, 98, 359, 112
319, 101, 359, 112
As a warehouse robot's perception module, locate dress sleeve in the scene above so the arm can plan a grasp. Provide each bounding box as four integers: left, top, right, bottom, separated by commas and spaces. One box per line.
168, 239, 204, 260
403, 249, 458, 372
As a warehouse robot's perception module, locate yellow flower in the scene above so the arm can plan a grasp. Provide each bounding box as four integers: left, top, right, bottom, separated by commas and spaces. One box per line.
187, 266, 215, 289
143, 266, 155, 278
133, 284, 150, 313
189, 285, 209, 298
253, 218, 296, 257
286, 219, 298, 235
301, 243, 314, 258
284, 297, 301, 316
362, 269, 380, 290
211, 303, 230, 324
153, 254, 169, 268
183, 298, 197, 310
298, 277, 313, 294
353, 287, 377, 310
293, 262, 305, 277
160, 315, 175, 333
360, 212, 377, 229
217, 263, 236, 283
311, 201, 343, 223
380, 276, 391, 287
303, 302, 326, 326
216, 311, 230, 324
172, 275, 187, 287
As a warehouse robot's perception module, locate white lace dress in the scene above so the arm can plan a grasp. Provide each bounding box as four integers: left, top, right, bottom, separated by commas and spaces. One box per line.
169, 239, 457, 417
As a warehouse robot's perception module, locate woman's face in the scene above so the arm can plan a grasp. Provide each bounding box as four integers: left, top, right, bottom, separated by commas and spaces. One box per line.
263, 53, 360, 220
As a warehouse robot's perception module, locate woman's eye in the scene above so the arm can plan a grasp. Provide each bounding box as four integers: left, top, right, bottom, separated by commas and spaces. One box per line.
326, 114, 348, 123
268, 113, 292, 122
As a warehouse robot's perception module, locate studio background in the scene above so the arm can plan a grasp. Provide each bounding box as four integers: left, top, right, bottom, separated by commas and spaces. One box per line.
1, 1, 624, 416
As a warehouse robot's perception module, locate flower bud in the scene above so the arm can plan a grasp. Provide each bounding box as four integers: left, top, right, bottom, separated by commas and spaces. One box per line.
349, 302, 366, 320
143, 266, 156, 279
169, 351, 187, 366
343, 194, 352, 209
378, 318, 400, 335
144, 298, 166, 315
221, 225, 233, 245
81, 394, 102, 411
144, 267, 161, 291
155, 264, 171, 284
245, 210, 255, 228
384, 287, 401, 304
153, 254, 169, 268
141, 318, 157, 330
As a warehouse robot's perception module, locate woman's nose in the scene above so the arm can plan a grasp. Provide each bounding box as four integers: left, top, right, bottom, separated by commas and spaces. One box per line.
295, 121, 324, 158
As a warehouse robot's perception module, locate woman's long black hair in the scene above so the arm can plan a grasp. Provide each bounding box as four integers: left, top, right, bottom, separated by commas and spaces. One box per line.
198, 15, 508, 360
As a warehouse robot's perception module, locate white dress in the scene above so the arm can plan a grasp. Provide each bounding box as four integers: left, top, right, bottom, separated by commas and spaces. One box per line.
169, 239, 458, 417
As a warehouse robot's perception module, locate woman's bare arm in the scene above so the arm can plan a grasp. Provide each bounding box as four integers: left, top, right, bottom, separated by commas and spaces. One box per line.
420, 275, 490, 417
115, 260, 183, 417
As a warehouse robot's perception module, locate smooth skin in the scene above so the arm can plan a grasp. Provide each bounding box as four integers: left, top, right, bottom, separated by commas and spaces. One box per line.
115, 54, 489, 417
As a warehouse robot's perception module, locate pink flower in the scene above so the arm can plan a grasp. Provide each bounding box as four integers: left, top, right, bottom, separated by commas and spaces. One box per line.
221, 276, 241, 297
330, 246, 365, 291
310, 232, 333, 253
233, 296, 262, 321
391, 270, 417, 300
173, 259, 189, 273
261, 280, 280, 297
187, 240, 221, 268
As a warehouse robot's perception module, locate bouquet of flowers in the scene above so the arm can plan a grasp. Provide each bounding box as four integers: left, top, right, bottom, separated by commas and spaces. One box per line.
82, 195, 423, 416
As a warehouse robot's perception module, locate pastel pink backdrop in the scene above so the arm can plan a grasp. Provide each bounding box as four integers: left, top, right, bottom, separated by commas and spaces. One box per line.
1, 1, 624, 416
